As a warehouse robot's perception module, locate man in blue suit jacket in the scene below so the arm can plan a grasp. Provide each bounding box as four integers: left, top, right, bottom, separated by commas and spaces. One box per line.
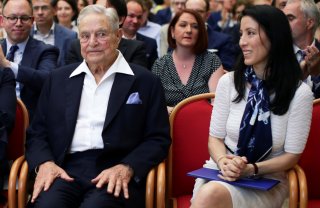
207, 24, 236, 71
154, 0, 187, 25
0, 0, 59, 121
186, 0, 236, 71
31, 0, 78, 67
154, 6, 172, 25
26, 5, 170, 208
122, 0, 158, 69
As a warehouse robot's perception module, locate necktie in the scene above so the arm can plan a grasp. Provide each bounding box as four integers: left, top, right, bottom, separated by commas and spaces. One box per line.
6, 45, 19, 62
297, 50, 306, 63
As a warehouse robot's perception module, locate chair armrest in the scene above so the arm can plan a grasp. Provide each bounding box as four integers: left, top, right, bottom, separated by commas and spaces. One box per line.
146, 166, 155, 208
157, 161, 166, 208
18, 160, 28, 208
288, 167, 298, 208
8, 155, 25, 208
294, 165, 308, 208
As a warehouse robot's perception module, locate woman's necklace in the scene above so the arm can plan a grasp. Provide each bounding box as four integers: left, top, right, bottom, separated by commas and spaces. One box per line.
173, 51, 194, 70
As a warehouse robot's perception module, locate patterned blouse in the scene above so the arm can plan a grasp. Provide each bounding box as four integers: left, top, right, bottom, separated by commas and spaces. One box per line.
152, 51, 221, 106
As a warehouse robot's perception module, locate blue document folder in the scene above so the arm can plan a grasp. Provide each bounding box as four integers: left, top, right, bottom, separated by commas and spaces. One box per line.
187, 168, 280, 191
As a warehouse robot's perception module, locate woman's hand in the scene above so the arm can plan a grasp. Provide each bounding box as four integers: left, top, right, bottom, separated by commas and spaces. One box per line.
218, 155, 249, 181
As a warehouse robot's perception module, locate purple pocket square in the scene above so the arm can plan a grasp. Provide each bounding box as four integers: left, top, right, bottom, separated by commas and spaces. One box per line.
126, 92, 142, 104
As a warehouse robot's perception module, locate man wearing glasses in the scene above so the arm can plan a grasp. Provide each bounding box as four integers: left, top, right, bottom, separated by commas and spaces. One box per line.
0, 0, 59, 121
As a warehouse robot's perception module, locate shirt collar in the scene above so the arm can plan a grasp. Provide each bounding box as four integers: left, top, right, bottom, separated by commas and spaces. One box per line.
33, 22, 55, 35
293, 39, 316, 53
122, 34, 137, 40
70, 50, 134, 79
6, 37, 29, 54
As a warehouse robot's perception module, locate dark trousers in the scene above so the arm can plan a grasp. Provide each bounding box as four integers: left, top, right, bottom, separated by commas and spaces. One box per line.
31, 150, 145, 208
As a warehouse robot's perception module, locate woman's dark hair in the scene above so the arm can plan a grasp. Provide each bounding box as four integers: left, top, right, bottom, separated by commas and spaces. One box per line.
234, 5, 302, 115
167, 9, 208, 55
52, 0, 79, 22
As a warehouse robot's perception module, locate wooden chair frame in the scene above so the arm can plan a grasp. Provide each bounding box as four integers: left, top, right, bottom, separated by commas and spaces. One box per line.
7, 99, 29, 208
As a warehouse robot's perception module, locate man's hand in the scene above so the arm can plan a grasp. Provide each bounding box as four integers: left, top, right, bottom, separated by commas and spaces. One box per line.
301, 45, 320, 79
0, 45, 11, 68
31, 161, 74, 203
91, 164, 134, 199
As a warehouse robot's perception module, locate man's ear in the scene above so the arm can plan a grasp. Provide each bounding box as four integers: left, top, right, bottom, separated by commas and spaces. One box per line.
116, 28, 122, 43
0, 15, 4, 26
306, 18, 315, 31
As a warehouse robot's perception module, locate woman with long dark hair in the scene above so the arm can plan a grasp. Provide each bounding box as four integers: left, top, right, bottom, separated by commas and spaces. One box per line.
191, 5, 313, 208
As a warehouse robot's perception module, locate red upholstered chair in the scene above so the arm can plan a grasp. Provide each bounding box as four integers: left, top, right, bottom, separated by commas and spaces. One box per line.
297, 98, 320, 208
1, 99, 29, 208
166, 93, 214, 208
157, 93, 306, 208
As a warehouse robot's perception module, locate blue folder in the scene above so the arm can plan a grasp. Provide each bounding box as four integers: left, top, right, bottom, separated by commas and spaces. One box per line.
187, 168, 280, 191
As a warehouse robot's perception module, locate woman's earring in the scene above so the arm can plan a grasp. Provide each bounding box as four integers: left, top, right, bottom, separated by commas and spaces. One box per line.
172, 35, 175, 39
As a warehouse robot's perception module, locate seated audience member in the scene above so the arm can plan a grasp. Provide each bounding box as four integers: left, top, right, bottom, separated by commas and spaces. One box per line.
52, 0, 79, 33
155, 0, 186, 25
271, 0, 288, 9
66, 0, 148, 68
185, 0, 237, 70
138, 0, 162, 56
191, 5, 313, 208
0, 0, 59, 121
0, 0, 6, 39
0, 69, 16, 202
152, 9, 225, 114
207, 0, 236, 31
25, 5, 171, 208
77, 0, 89, 13
31, 0, 78, 67
122, 0, 158, 69
283, 0, 320, 99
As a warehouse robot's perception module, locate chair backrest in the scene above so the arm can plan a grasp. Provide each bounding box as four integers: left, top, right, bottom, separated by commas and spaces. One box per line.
168, 93, 214, 198
298, 98, 320, 200
7, 99, 29, 161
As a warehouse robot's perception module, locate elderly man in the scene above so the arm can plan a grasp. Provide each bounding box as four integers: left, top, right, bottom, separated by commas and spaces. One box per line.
283, 0, 320, 98
26, 5, 171, 208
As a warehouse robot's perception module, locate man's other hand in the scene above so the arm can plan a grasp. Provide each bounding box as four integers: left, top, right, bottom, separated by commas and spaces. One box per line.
91, 164, 134, 199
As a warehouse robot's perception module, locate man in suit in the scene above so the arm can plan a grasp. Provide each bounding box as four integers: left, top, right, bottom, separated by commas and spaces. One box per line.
283, 0, 320, 98
186, 0, 236, 71
31, 0, 78, 67
26, 5, 171, 208
155, 0, 187, 25
0, 69, 16, 203
122, 0, 158, 69
0, 0, 59, 121
66, 0, 148, 68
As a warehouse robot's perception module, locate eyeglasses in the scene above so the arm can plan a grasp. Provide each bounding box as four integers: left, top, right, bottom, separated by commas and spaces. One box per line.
2, 15, 33, 24
79, 30, 111, 43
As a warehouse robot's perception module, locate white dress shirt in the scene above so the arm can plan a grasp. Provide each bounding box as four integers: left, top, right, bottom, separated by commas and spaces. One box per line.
68, 51, 134, 153
6, 38, 28, 98
33, 23, 55, 46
